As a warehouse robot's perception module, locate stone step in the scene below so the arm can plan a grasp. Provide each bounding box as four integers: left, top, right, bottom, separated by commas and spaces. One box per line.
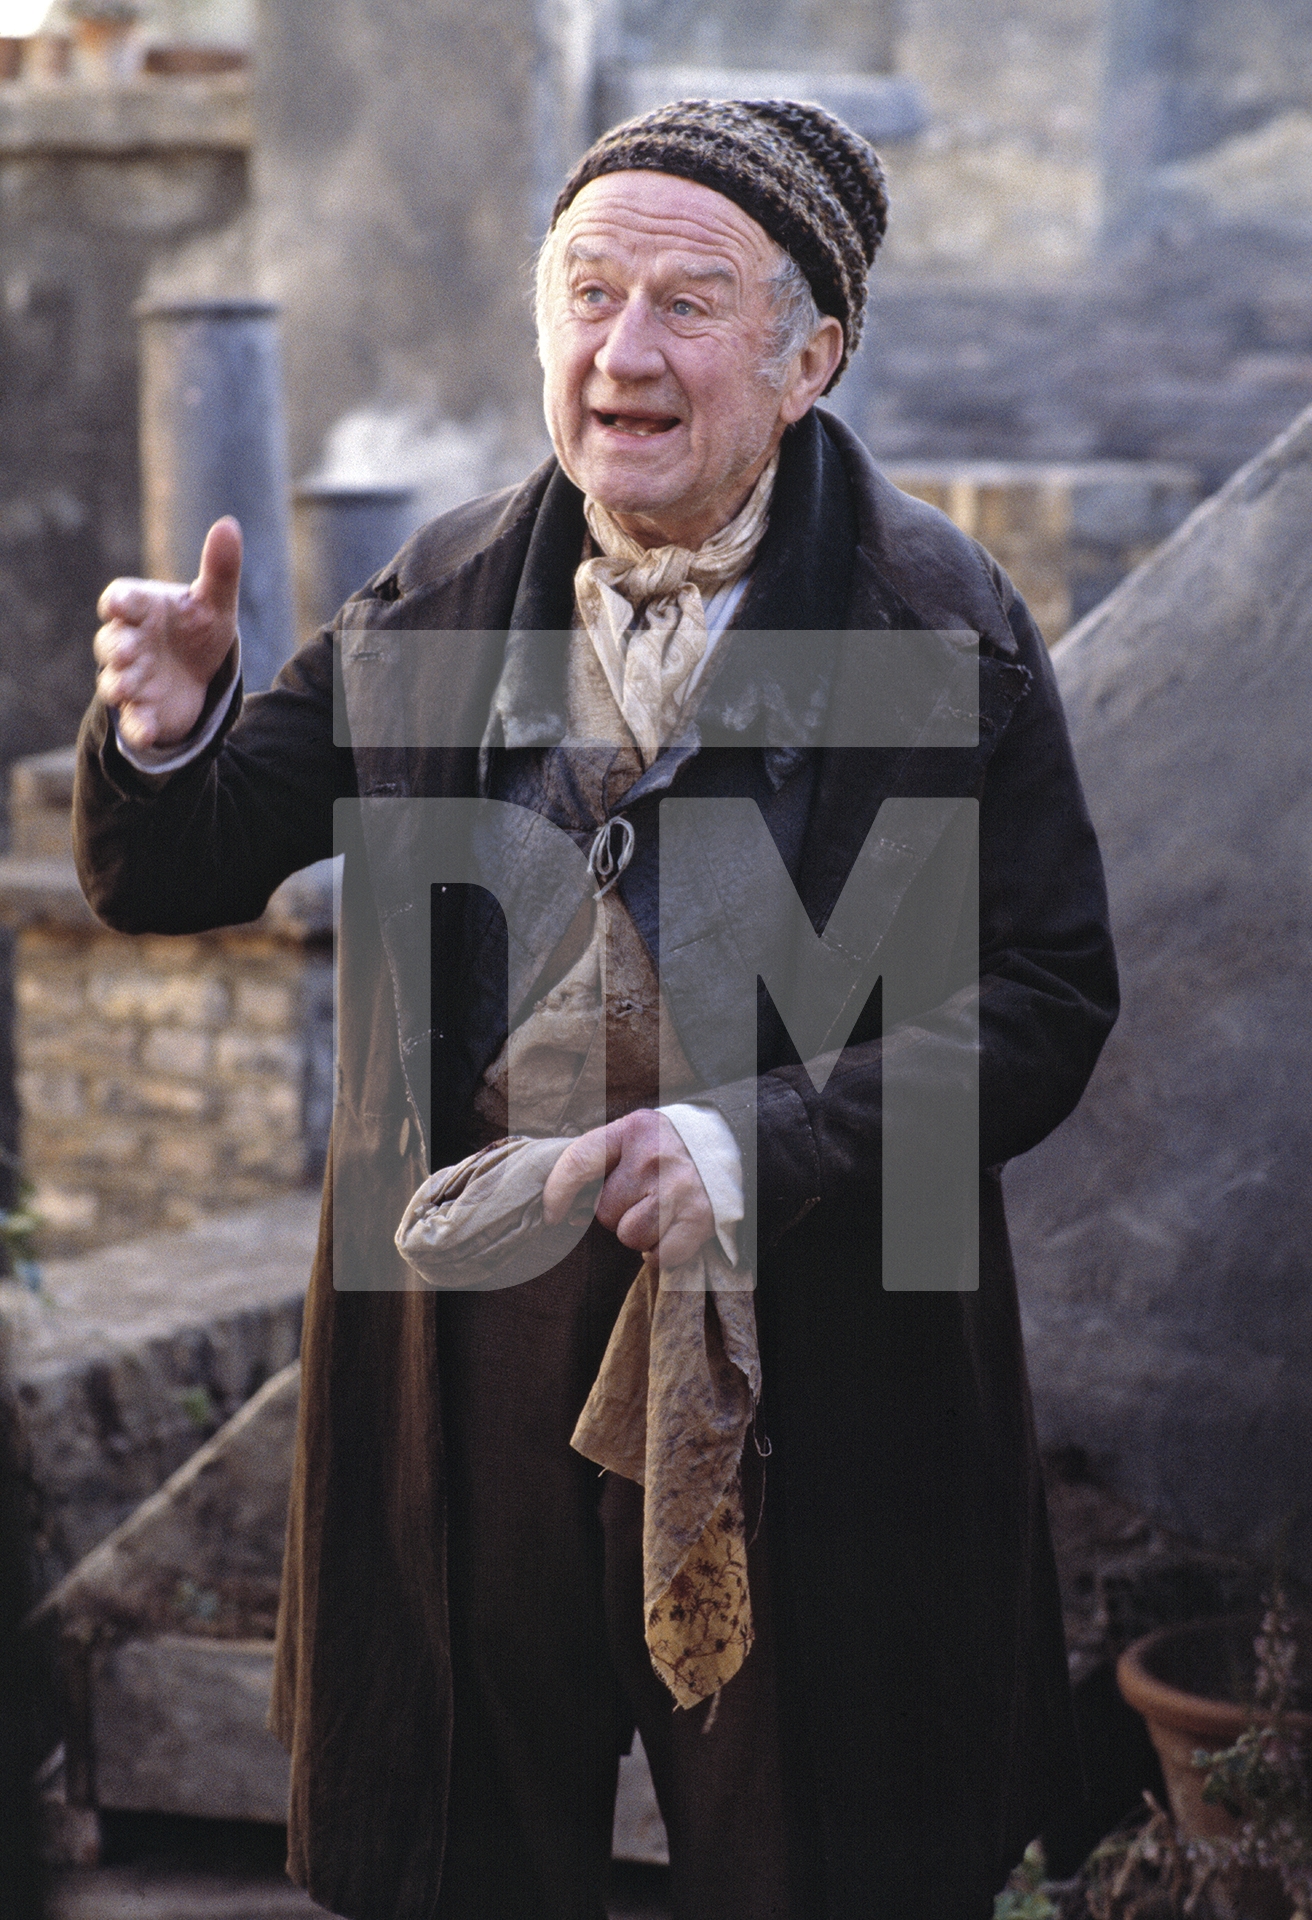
37, 1363, 299, 1643
60, 1627, 668, 1860
1, 1194, 315, 1597
47, 1865, 320, 1920
89, 1638, 291, 1826
32, 1338, 671, 1860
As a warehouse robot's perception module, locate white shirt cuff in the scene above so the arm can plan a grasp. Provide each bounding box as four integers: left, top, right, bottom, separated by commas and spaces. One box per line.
660, 1102, 744, 1266
112, 639, 241, 775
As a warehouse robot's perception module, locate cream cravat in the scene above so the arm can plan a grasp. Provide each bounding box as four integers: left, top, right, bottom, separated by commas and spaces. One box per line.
575, 451, 779, 765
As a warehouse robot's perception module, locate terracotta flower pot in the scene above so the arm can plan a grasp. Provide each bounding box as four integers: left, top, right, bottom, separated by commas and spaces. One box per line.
1118, 1613, 1312, 1919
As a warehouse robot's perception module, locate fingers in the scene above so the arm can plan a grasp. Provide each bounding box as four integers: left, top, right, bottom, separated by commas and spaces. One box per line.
542, 1112, 715, 1266
541, 1124, 620, 1225
97, 577, 163, 627
192, 517, 243, 618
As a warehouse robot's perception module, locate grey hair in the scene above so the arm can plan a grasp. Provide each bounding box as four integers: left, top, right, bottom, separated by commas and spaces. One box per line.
761, 250, 825, 386
533, 227, 827, 384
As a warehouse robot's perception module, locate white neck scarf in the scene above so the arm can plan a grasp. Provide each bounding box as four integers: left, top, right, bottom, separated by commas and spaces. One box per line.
575, 451, 779, 765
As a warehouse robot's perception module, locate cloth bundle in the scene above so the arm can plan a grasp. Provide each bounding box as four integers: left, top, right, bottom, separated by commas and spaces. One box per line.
396, 1134, 761, 1706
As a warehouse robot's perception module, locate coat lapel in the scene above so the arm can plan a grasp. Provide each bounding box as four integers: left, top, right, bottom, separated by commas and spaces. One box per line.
342, 410, 1036, 1141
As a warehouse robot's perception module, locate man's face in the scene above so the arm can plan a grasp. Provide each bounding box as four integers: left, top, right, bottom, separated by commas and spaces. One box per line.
539, 171, 835, 550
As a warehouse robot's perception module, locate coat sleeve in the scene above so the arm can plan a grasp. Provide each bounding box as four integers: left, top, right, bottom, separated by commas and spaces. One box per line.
73, 631, 351, 934
699, 589, 1120, 1253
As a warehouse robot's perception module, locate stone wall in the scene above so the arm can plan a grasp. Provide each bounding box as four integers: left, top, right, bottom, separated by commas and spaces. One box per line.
885, 458, 1199, 640
609, 0, 898, 76
247, 0, 584, 490
0, 750, 331, 1258
1102, 0, 1312, 236
0, 79, 251, 808
16, 923, 331, 1256
885, 0, 1105, 281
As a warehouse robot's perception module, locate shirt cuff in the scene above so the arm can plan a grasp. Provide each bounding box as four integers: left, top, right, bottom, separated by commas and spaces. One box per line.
112, 638, 241, 775
660, 1102, 744, 1266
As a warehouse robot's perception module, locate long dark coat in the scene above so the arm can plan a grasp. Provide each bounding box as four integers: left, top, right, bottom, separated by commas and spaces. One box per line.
73, 408, 1118, 1920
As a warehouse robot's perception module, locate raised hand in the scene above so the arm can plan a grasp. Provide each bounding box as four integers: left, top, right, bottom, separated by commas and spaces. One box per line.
94, 516, 243, 752
542, 1108, 715, 1268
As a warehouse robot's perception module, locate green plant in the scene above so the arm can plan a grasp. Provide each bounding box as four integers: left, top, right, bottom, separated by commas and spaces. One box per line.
1191, 1582, 1312, 1917
995, 1840, 1060, 1918
0, 1178, 43, 1292
998, 1592, 1312, 1920
178, 1384, 217, 1431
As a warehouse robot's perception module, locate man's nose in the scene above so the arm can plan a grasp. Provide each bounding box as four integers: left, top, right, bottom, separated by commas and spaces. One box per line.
592, 297, 665, 382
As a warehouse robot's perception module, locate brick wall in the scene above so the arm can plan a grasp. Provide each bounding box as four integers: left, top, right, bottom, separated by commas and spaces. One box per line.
0, 749, 332, 1257
17, 925, 331, 1253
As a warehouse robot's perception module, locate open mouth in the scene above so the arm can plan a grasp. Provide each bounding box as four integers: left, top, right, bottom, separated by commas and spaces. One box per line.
594, 411, 681, 437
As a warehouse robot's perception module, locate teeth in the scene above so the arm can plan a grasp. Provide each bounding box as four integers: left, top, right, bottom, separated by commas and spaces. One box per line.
599, 415, 672, 435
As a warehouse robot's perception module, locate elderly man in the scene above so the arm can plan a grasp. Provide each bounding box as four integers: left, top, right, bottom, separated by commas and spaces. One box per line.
77, 100, 1117, 1920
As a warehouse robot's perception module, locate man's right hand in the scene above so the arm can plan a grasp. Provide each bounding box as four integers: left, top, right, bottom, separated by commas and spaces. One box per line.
94, 516, 243, 752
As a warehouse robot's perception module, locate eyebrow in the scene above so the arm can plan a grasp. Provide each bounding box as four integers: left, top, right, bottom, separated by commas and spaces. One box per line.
562, 242, 736, 286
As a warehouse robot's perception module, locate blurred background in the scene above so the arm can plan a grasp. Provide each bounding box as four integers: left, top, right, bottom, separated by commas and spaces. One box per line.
1, 2, 1311, 1914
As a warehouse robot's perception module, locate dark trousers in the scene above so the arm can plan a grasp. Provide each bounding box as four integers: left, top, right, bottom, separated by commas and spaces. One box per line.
432, 1225, 812, 1920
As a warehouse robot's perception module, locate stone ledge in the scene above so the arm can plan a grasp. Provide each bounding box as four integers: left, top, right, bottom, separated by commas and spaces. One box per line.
0, 857, 99, 929
0, 855, 336, 938
605, 66, 929, 146
0, 77, 252, 155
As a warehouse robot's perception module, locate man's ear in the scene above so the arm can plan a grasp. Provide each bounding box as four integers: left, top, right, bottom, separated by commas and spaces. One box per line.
778, 315, 845, 424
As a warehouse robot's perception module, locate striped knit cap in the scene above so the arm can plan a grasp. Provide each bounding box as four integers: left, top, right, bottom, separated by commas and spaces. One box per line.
549, 97, 889, 389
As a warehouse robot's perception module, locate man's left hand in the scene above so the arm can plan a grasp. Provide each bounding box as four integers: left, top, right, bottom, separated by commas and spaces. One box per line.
542, 1110, 715, 1268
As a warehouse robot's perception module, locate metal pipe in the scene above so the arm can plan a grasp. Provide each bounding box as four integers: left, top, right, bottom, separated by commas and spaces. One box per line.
136, 298, 295, 693
291, 482, 418, 641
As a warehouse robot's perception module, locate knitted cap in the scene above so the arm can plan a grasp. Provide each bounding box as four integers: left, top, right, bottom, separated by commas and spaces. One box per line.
549, 97, 889, 388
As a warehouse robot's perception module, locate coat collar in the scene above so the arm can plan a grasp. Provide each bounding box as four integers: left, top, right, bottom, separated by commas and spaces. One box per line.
340, 411, 1035, 1136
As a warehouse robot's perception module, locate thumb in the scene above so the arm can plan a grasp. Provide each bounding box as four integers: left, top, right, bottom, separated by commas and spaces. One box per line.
191, 516, 243, 618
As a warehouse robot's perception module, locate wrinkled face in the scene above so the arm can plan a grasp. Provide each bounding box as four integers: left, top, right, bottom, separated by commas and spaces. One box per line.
539, 171, 839, 549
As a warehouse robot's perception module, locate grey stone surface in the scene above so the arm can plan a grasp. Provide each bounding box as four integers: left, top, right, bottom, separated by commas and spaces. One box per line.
48, 1866, 320, 1920
0, 76, 251, 153
1, 1195, 313, 1595
603, 67, 928, 144
248, 0, 580, 483
10, 746, 76, 860
613, 1736, 669, 1867
1103, 0, 1312, 237
884, 0, 1103, 281
91, 1636, 290, 1822
0, 81, 251, 807
0, 857, 99, 930
840, 266, 1312, 493
610, 0, 897, 73
1004, 400, 1312, 1582
38, 1363, 297, 1642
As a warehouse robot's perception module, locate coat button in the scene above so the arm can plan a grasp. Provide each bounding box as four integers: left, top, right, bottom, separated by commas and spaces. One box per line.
398, 1116, 411, 1156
